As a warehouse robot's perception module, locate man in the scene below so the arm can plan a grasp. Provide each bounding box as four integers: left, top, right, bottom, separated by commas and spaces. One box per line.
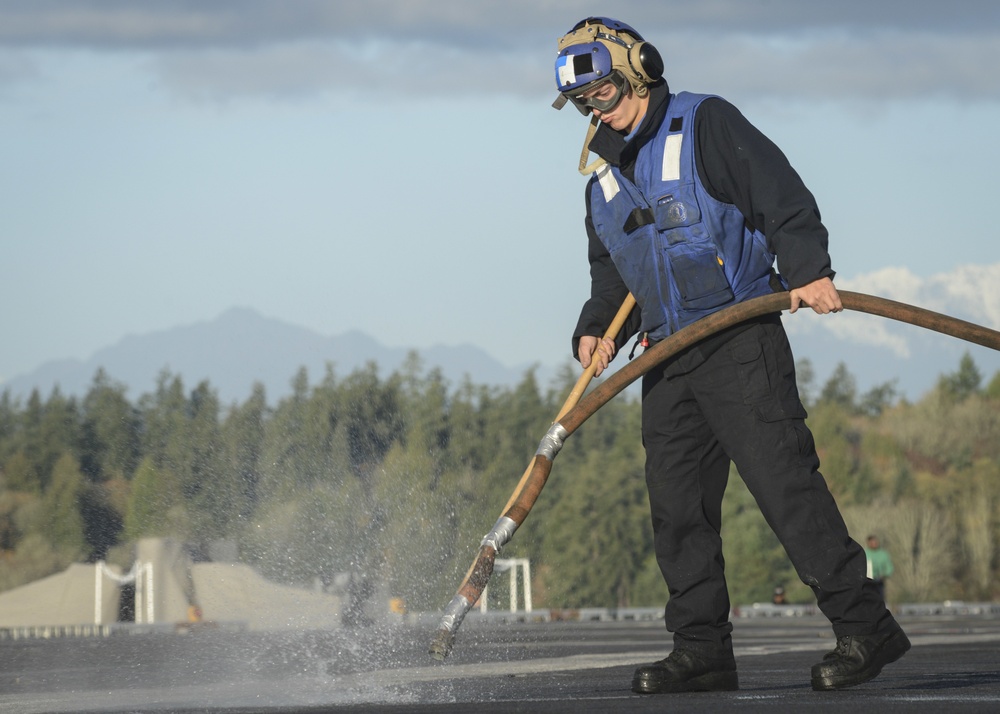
552, 17, 909, 693
865, 535, 895, 602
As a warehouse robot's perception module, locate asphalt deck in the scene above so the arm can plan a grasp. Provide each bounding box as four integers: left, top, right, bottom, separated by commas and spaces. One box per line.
1, 611, 998, 713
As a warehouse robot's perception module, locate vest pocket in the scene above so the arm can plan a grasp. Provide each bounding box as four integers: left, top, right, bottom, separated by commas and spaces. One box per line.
666, 244, 734, 311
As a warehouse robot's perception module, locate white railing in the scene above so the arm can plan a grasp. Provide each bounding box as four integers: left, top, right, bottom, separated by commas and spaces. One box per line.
94, 561, 152, 625
479, 558, 532, 613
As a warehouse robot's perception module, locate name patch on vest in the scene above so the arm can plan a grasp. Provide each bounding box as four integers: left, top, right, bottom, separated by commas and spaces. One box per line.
662, 134, 682, 182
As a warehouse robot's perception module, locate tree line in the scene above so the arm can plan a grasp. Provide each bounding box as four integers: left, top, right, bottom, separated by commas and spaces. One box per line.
0, 351, 998, 613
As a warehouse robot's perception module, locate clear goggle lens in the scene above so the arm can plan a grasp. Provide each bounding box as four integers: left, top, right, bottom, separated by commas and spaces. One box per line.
565, 73, 627, 114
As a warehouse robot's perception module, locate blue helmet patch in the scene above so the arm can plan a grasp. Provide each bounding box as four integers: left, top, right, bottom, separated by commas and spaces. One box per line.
554, 41, 613, 93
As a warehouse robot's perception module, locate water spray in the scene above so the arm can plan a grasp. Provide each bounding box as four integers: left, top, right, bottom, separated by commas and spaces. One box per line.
428, 292, 636, 660
428, 290, 1000, 661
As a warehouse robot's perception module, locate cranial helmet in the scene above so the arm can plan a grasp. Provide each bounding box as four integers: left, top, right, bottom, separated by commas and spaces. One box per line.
552, 17, 664, 114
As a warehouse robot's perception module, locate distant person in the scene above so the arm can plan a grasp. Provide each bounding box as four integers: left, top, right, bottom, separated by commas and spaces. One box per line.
865, 535, 894, 602
772, 586, 787, 606
553, 16, 909, 694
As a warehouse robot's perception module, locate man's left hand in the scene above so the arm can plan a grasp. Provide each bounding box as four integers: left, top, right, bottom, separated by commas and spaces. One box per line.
789, 277, 843, 314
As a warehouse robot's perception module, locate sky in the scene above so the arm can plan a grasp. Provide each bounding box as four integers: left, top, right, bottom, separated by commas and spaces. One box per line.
3, 0, 1000, 401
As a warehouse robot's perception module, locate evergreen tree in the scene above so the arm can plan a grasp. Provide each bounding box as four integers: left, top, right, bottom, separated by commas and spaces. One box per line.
221, 382, 268, 519
302, 364, 348, 487
0, 351, 997, 606
938, 352, 982, 401
259, 367, 322, 500
124, 456, 186, 540
40, 453, 87, 555
818, 362, 857, 412
341, 362, 403, 483
79, 369, 140, 482
398, 355, 451, 471
139, 371, 188, 475
18, 390, 45, 489
79, 481, 124, 561
985, 370, 1000, 399
858, 380, 899, 417
3, 451, 40, 494
10, 388, 80, 493
535, 392, 649, 608
181, 381, 229, 541
795, 358, 816, 408
807, 402, 864, 503
0, 390, 17, 464
375, 440, 457, 610
537, 441, 649, 608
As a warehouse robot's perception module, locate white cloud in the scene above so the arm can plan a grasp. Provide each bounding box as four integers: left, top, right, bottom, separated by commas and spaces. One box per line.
788, 262, 1000, 359
838, 263, 1000, 329
781, 262, 1000, 399
815, 312, 914, 358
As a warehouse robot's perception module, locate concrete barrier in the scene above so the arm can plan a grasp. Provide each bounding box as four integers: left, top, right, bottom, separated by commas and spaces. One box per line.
0, 563, 120, 628
192, 562, 341, 630
0, 538, 341, 633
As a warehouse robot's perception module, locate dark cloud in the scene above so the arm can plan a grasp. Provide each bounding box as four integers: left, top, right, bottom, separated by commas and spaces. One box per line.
665, 29, 1000, 103
3, 1, 999, 103
2, 1, 999, 49
0, 1, 549, 49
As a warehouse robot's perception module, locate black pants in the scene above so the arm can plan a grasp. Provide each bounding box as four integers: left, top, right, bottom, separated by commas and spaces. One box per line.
641, 318, 891, 656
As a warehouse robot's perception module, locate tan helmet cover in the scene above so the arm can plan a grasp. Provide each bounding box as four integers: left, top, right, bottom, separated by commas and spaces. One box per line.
555, 19, 658, 98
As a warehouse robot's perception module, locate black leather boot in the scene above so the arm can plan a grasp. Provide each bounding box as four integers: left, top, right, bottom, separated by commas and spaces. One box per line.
811, 622, 911, 690
632, 649, 739, 694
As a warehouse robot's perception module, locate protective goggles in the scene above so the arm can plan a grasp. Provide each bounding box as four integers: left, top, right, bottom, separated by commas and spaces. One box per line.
555, 71, 628, 115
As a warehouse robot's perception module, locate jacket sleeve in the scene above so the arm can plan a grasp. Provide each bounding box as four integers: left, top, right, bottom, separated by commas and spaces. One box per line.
571, 178, 641, 361
693, 97, 835, 289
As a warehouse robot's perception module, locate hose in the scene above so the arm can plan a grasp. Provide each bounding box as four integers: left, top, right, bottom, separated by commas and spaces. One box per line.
428, 290, 1000, 660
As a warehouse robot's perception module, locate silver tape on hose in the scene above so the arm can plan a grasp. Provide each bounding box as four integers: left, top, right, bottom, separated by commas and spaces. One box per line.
480, 516, 518, 553
536, 423, 569, 461
437, 594, 472, 634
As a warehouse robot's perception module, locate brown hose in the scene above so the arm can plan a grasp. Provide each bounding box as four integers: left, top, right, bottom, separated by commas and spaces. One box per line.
561, 290, 1000, 434
429, 290, 1000, 660
428, 294, 635, 661
499, 293, 636, 516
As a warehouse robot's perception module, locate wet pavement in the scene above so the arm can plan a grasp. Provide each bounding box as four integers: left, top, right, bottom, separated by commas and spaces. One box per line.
1, 610, 999, 713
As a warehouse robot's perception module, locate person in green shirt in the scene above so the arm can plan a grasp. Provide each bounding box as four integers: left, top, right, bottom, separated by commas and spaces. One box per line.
865, 535, 894, 601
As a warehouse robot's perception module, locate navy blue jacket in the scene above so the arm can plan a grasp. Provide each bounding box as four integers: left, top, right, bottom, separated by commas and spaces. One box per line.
572, 80, 834, 360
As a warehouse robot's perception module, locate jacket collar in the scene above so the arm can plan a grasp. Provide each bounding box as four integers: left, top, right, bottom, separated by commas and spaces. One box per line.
587, 80, 671, 168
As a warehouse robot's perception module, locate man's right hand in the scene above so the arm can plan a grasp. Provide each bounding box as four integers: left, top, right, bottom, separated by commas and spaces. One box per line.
578, 335, 617, 377
789, 276, 842, 314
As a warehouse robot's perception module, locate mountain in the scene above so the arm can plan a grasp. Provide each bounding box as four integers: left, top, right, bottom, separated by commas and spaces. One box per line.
4, 297, 999, 409
0, 308, 559, 405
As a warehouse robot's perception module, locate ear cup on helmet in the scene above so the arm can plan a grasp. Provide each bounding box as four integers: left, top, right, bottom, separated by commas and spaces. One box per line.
628, 41, 664, 84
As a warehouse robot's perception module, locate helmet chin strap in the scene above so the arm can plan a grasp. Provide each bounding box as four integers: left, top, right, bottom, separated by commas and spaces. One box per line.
578, 116, 607, 175
577, 78, 646, 176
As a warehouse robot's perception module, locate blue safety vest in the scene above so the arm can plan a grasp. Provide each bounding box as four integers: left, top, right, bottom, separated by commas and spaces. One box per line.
589, 92, 779, 341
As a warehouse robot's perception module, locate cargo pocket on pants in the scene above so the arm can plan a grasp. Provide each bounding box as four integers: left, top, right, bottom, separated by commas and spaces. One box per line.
731, 336, 771, 406
732, 332, 808, 422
